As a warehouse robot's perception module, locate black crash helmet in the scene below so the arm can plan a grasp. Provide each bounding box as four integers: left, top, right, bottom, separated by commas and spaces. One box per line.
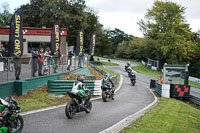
77, 76, 84, 83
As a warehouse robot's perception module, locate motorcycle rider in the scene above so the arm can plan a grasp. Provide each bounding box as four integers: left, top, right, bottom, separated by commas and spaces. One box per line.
130, 71, 136, 83
102, 73, 115, 99
125, 62, 130, 71
71, 76, 88, 107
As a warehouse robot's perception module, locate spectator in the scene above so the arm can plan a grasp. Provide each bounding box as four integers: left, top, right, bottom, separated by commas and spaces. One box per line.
38, 48, 44, 76
0, 45, 6, 68
32, 49, 38, 77
158, 76, 163, 84
78, 55, 82, 68
13, 57, 21, 80
52, 56, 58, 73
67, 51, 73, 71
43, 48, 51, 75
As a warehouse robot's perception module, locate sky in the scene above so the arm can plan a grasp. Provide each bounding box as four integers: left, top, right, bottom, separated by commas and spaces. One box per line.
0, 0, 200, 37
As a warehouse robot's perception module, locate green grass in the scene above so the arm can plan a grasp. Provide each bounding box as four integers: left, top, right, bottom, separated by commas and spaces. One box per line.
15, 87, 70, 112
101, 61, 119, 66
97, 65, 120, 85
122, 97, 200, 133
132, 62, 163, 78
132, 62, 200, 89
189, 81, 200, 89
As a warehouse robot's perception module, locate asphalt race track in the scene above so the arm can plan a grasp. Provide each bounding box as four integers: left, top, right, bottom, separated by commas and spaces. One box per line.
21, 60, 156, 133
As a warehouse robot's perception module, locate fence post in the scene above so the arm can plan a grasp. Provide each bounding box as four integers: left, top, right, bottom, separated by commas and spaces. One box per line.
6, 57, 8, 82
61, 55, 63, 72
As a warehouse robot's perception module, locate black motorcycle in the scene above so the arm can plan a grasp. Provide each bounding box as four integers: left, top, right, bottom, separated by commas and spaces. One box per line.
127, 68, 133, 77
65, 89, 92, 119
0, 97, 24, 133
125, 64, 130, 72
101, 84, 115, 102
130, 73, 136, 86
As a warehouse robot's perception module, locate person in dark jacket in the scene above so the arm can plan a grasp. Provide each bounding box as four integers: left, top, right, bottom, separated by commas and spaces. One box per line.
67, 51, 73, 71
13, 57, 21, 80
38, 48, 44, 76
32, 49, 38, 77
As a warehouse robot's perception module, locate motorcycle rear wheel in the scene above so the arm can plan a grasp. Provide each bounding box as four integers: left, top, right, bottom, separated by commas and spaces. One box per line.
65, 101, 76, 119
132, 81, 135, 86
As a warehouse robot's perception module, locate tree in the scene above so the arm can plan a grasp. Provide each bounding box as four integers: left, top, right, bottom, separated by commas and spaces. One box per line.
138, 1, 197, 66
107, 28, 133, 55
20, 0, 99, 48
0, 2, 12, 26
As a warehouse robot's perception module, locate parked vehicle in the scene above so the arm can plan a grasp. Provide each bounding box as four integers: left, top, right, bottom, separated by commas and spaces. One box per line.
0, 97, 24, 133
101, 84, 115, 102
65, 89, 92, 119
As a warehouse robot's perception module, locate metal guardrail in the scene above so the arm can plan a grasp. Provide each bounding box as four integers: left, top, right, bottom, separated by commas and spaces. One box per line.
88, 63, 107, 75
0, 55, 89, 83
189, 95, 200, 106
95, 56, 138, 61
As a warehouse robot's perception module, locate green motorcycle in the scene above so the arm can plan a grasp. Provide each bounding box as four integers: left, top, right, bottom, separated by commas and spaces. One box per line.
0, 127, 8, 133
0, 97, 23, 133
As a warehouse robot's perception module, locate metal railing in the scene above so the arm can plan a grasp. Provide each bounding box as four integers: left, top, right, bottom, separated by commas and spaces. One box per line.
0, 55, 89, 83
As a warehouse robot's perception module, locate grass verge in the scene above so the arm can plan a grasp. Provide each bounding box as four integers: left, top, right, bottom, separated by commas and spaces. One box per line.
101, 61, 119, 66
15, 66, 105, 112
97, 65, 120, 86
122, 97, 200, 133
132, 62, 200, 89
132, 62, 163, 78
15, 86, 70, 112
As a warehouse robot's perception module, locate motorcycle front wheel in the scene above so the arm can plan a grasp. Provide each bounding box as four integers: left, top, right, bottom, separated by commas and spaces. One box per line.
9, 115, 24, 133
102, 91, 109, 102
85, 101, 92, 113
65, 101, 76, 119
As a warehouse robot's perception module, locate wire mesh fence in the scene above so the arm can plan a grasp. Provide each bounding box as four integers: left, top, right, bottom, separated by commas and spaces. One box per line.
0, 55, 89, 83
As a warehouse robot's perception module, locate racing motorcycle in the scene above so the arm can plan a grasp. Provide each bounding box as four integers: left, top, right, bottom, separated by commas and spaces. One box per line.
101, 83, 115, 102
65, 89, 92, 119
130, 72, 136, 86
125, 64, 129, 72
0, 97, 24, 133
0, 127, 8, 133
127, 67, 133, 78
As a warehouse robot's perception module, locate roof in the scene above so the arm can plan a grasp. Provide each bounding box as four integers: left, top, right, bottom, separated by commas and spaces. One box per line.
0, 27, 67, 36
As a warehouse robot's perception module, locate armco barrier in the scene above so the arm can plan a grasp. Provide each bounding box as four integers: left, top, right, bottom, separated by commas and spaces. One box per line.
0, 72, 68, 98
189, 95, 200, 106
89, 63, 107, 75
47, 80, 102, 95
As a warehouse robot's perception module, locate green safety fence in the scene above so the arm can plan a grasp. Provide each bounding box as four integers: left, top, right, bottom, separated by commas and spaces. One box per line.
0, 72, 68, 98
156, 82, 162, 96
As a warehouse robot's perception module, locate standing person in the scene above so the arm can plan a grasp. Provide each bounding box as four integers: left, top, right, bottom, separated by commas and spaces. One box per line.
158, 76, 163, 84
32, 49, 38, 77
67, 51, 73, 71
38, 48, 44, 76
0, 45, 6, 69
43, 48, 50, 75
13, 57, 21, 80
52, 56, 58, 73
78, 55, 82, 68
